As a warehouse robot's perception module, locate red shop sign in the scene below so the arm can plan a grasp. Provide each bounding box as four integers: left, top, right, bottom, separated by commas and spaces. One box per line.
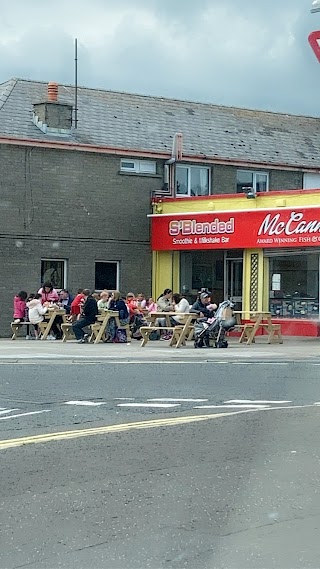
151, 207, 320, 251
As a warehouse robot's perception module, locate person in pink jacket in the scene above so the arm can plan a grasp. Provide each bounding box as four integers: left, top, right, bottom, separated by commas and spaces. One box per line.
38, 281, 59, 304
13, 290, 30, 339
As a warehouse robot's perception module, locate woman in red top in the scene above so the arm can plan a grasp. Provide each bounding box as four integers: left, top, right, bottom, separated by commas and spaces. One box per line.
70, 289, 85, 321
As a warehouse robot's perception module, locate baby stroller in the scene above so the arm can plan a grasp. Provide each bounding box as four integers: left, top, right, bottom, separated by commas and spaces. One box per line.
194, 300, 236, 348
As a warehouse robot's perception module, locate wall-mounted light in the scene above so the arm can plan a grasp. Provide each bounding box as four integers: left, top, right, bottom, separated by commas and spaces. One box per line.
242, 186, 256, 199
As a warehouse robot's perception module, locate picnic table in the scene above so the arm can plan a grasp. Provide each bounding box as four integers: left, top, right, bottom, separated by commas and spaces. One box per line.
234, 311, 283, 345
90, 310, 121, 344
40, 308, 67, 340
140, 312, 198, 348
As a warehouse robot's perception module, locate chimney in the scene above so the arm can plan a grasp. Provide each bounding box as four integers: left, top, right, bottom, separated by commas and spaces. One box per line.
33, 82, 73, 134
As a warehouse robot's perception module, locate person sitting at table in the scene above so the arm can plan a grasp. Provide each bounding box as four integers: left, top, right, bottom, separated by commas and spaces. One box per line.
104, 290, 130, 342
190, 292, 217, 319
126, 292, 146, 339
58, 289, 73, 314
97, 290, 110, 310
72, 289, 98, 343
171, 293, 191, 324
70, 289, 85, 321
136, 293, 147, 309
38, 281, 59, 305
27, 294, 49, 340
145, 297, 157, 313
157, 289, 174, 312
156, 289, 174, 339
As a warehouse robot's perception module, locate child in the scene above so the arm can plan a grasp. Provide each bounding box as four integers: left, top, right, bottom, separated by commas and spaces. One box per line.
13, 290, 30, 339
27, 294, 48, 339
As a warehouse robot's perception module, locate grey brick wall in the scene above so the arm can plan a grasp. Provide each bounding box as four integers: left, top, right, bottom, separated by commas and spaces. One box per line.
212, 165, 237, 194
269, 169, 303, 190
0, 144, 161, 336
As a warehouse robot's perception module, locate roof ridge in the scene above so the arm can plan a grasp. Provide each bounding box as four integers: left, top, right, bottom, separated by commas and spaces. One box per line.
7, 77, 320, 121
0, 79, 18, 112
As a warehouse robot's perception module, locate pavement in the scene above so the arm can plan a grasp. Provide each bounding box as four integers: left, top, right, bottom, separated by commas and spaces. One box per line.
1, 335, 319, 362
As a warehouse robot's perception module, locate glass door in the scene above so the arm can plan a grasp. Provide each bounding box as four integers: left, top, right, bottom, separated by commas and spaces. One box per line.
225, 258, 243, 310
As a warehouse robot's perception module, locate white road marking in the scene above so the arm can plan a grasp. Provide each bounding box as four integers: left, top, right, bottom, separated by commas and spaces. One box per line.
0, 410, 51, 421
224, 399, 292, 404
117, 403, 181, 408
147, 398, 209, 403
64, 400, 107, 406
0, 408, 20, 415
194, 404, 269, 409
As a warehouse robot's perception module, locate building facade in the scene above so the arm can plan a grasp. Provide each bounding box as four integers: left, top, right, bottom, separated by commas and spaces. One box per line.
151, 190, 320, 336
1, 78, 320, 336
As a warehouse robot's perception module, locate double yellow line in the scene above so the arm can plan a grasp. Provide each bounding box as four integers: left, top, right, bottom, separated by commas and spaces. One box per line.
0, 410, 250, 451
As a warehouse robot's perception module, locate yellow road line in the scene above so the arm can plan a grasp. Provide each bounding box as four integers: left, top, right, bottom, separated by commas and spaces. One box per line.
0, 410, 255, 451
0, 404, 314, 451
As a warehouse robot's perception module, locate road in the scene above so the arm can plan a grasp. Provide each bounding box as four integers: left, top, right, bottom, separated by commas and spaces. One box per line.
1, 357, 320, 568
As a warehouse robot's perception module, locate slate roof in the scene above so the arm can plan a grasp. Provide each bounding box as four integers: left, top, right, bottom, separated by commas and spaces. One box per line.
1, 77, 320, 168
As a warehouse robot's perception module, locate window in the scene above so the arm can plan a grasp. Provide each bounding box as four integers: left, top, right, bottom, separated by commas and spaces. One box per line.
95, 262, 119, 291
236, 170, 269, 193
303, 173, 320, 189
176, 165, 210, 197
120, 159, 157, 174
268, 253, 319, 318
41, 259, 67, 289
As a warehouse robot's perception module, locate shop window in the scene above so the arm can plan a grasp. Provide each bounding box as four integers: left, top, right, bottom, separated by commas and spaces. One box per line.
176, 165, 210, 197
95, 261, 119, 291
120, 159, 156, 174
236, 170, 269, 193
41, 259, 67, 289
269, 254, 319, 318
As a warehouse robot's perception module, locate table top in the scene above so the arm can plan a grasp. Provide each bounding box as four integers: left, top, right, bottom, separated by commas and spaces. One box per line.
46, 308, 66, 315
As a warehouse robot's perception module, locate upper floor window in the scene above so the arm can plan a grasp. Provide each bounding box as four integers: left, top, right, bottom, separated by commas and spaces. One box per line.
236, 170, 269, 193
120, 159, 156, 175
303, 173, 320, 189
176, 165, 210, 197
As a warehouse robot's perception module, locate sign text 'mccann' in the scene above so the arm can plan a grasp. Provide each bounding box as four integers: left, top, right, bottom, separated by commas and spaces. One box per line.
169, 218, 235, 236
258, 212, 320, 236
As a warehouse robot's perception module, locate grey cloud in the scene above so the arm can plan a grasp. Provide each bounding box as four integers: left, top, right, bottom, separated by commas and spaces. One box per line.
1, 0, 320, 116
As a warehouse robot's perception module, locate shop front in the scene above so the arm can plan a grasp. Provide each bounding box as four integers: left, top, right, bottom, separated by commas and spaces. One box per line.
150, 191, 320, 336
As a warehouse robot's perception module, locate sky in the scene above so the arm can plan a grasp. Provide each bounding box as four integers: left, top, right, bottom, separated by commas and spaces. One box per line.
1, 0, 320, 116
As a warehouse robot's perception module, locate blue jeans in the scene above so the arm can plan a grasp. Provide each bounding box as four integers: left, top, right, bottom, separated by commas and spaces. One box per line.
72, 318, 92, 340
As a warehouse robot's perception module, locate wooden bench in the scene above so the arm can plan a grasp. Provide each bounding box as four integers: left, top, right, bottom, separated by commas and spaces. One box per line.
61, 321, 75, 342
11, 321, 33, 340
240, 322, 283, 344
140, 326, 176, 347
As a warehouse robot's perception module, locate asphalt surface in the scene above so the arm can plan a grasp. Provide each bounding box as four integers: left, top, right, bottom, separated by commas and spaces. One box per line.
1, 352, 320, 568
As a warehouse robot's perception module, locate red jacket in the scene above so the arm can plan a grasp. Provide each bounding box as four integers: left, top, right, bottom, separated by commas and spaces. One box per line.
71, 293, 85, 315
13, 296, 27, 319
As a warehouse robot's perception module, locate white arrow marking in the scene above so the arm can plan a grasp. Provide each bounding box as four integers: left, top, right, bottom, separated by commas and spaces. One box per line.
0, 409, 20, 415
0, 410, 51, 421
147, 398, 209, 403
64, 401, 107, 406
224, 400, 292, 404
117, 403, 181, 408
194, 404, 269, 409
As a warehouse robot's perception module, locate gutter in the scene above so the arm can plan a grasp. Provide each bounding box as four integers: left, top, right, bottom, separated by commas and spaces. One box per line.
0, 135, 319, 173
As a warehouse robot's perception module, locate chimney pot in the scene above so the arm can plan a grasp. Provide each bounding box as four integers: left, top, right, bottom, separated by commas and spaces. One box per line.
48, 82, 58, 102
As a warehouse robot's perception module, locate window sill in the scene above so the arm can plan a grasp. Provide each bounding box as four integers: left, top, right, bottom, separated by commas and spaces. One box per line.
118, 171, 162, 178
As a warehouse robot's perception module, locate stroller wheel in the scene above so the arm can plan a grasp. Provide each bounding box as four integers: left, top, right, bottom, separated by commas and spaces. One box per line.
216, 340, 228, 348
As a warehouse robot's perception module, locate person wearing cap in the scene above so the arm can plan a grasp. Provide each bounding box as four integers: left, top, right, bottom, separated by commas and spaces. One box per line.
190, 292, 217, 319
